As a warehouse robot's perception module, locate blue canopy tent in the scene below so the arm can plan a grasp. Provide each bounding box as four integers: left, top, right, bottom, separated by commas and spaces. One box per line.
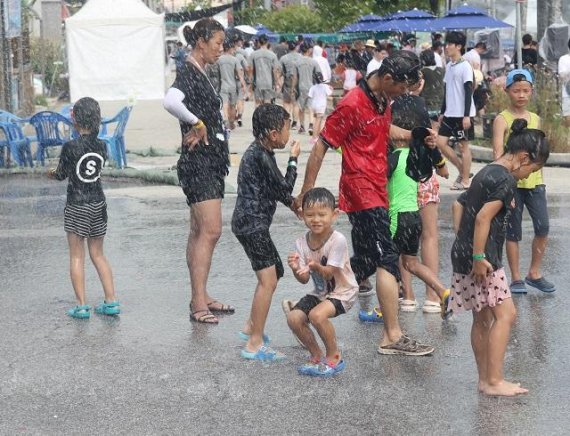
254, 23, 280, 42
339, 14, 386, 33
371, 9, 436, 32
429, 6, 512, 30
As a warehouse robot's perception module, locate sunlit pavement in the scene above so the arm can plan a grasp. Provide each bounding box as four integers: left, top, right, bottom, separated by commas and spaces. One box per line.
1, 175, 569, 434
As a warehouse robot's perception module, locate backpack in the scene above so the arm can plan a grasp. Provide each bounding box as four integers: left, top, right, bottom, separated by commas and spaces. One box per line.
405, 127, 435, 183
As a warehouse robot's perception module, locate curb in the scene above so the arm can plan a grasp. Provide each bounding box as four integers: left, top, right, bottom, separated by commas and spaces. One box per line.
471, 145, 570, 167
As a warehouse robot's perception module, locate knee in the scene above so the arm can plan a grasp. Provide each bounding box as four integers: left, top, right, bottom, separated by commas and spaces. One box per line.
287, 311, 305, 329
196, 222, 222, 242
308, 310, 327, 327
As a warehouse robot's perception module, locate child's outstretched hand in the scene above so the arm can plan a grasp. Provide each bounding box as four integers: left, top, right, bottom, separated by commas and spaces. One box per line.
290, 140, 301, 158
287, 252, 301, 271
471, 258, 493, 284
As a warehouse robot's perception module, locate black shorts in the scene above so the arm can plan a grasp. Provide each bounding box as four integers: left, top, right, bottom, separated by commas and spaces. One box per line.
438, 116, 475, 142
293, 294, 345, 318
64, 201, 107, 238
235, 231, 284, 279
506, 185, 549, 241
347, 207, 401, 283
178, 165, 225, 206
392, 211, 422, 256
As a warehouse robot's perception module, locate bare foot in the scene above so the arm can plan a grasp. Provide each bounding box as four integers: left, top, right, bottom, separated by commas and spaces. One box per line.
482, 380, 529, 397
478, 380, 488, 393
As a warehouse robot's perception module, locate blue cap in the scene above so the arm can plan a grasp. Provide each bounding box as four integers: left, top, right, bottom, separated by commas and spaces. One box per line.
506, 69, 533, 87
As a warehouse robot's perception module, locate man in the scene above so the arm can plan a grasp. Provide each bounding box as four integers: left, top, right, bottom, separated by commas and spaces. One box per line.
363, 39, 376, 63
366, 42, 389, 76
432, 40, 444, 68
296, 43, 321, 133
463, 42, 487, 72
249, 34, 281, 106
559, 38, 570, 127
280, 41, 302, 129
218, 40, 245, 130
293, 51, 438, 356
436, 31, 475, 190
513, 33, 538, 67
273, 36, 289, 60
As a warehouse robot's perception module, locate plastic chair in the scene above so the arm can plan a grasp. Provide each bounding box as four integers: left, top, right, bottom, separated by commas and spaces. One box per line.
99, 106, 132, 169
29, 111, 74, 166
0, 120, 34, 168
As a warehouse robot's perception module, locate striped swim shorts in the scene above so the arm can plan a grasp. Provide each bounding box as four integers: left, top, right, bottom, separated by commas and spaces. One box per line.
64, 201, 107, 238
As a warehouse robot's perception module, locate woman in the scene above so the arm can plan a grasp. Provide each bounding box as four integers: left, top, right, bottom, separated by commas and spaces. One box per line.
163, 19, 234, 324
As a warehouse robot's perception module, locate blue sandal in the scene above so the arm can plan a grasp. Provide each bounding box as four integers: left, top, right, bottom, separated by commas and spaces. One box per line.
67, 305, 91, 319
241, 345, 286, 362
238, 331, 271, 345
525, 277, 556, 293
358, 307, 383, 323
95, 301, 121, 316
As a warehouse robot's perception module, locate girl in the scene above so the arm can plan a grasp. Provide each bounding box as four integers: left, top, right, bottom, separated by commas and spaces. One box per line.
340, 58, 362, 95
307, 76, 332, 146
48, 97, 119, 319
450, 119, 549, 396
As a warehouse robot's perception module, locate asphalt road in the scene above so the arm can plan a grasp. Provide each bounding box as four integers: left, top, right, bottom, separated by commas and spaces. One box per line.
1, 175, 569, 435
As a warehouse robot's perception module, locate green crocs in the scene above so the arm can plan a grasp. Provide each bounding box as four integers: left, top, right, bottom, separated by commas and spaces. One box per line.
95, 301, 121, 316
67, 305, 91, 319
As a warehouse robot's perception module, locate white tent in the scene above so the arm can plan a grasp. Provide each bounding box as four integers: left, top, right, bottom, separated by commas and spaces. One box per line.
66, 0, 165, 101
504, 0, 537, 34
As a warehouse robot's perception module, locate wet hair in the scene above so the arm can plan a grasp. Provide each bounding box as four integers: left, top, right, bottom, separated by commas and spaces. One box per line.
287, 41, 296, 51
420, 49, 436, 67
300, 43, 311, 54
522, 34, 532, 45
258, 34, 268, 45
302, 187, 336, 210
445, 31, 467, 54
505, 119, 550, 165
183, 18, 224, 48
474, 42, 487, 50
432, 40, 443, 51
377, 50, 421, 84
223, 38, 233, 51
72, 97, 101, 133
252, 104, 290, 140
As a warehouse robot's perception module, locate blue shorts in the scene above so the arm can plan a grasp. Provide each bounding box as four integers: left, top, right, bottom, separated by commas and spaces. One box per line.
506, 185, 549, 242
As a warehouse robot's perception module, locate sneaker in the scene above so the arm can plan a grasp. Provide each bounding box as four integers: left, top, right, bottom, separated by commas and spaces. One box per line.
238, 331, 271, 345
67, 305, 91, 319
422, 300, 442, 314
299, 359, 345, 377
241, 345, 286, 362
440, 289, 452, 320
298, 125, 306, 134
377, 335, 434, 356
399, 299, 418, 312
358, 279, 374, 297
525, 276, 556, 293
281, 300, 306, 348
358, 307, 383, 323
510, 280, 528, 294
291, 121, 298, 130
94, 301, 120, 316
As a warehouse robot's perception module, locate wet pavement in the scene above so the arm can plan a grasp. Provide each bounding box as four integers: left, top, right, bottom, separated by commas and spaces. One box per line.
1, 174, 570, 435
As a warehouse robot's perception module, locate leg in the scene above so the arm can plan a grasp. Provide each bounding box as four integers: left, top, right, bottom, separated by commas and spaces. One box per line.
287, 308, 323, 361
308, 301, 341, 363
483, 299, 528, 396
401, 254, 446, 297
376, 267, 403, 346
506, 241, 522, 282
436, 134, 462, 173
528, 236, 548, 280
525, 186, 550, 281
87, 236, 116, 302
298, 106, 305, 130
187, 199, 223, 314
506, 188, 524, 283
245, 266, 278, 351
471, 307, 493, 391
399, 255, 415, 302
67, 232, 87, 305
420, 202, 440, 303
458, 140, 472, 186
312, 115, 323, 141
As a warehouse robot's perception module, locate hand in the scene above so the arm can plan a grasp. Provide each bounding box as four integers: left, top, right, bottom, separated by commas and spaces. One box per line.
424, 128, 438, 149
290, 140, 301, 158
287, 252, 301, 271
183, 123, 208, 150
471, 259, 493, 284
436, 164, 449, 179
292, 194, 304, 219
437, 114, 444, 125
462, 116, 471, 131
306, 260, 319, 272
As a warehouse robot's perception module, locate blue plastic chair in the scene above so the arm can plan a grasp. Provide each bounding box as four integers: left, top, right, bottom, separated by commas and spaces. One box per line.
0, 120, 34, 168
29, 111, 74, 166
99, 106, 132, 169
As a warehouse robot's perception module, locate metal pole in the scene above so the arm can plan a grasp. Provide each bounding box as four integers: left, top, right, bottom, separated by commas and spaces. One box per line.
515, 0, 524, 69
0, 0, 13, 111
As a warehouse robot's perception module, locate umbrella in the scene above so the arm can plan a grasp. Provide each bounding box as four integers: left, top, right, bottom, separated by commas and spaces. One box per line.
429, 5, 512, 30
339, 13, 386, 33
235, 24, 257, 35
371, 9, 435, 32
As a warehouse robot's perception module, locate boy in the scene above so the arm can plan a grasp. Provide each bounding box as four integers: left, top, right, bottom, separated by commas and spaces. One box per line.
492, 69, 554, 294
232, 104, 300, 361
48, 97, 120, 319
286, 188, 358, 377
436, 31, 476, 190
307, 75, 332, 145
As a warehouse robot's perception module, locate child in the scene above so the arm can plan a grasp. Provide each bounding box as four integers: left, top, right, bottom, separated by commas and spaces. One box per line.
47, 97, 120, 319
492, 69, 555, 294
340, 58, 362, 95
285, 188, 358, 377
451, 119, 549, 396
232, 104, 300, 361
307, 75, 332, 145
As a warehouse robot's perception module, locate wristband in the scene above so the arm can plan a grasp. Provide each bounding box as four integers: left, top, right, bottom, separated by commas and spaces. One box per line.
193, 119, 205, 130
288, 160, 297, 168
435, 158, 446, 169
472, 253, 486, 261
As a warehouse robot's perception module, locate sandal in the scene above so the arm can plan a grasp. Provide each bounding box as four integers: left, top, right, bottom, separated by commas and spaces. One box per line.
207, 300, 235, 314
67, 305, 91, 319
190, 308, 219, 324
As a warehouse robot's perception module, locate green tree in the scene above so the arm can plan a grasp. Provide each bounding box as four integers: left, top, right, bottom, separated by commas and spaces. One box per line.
261, 5, 324, 33
234, 1, 268, 26
313, 0, 376, 32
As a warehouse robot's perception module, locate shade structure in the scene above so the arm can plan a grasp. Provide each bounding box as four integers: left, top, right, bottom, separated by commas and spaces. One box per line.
429, 5, 512, 30
339, 14, 386, 33
370, 9, 435, 32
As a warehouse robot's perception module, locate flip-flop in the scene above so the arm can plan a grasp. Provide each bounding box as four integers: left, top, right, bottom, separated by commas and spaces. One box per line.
207, 300, 235, 314
525, 277, 556, 293
190, 309, 219, 324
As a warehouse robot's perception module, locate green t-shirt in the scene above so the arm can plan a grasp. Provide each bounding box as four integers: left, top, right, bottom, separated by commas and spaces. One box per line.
388, 147, 419, 236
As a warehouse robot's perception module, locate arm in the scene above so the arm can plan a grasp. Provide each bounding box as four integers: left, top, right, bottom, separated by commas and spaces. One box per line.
262, 145, 300, 208
491, 114, 507, 160
163, 87, 199, 125
287, 252, 310, 284
462, 81, 473, 130
389, 125, 412, 141
471, 200, 503, 282
237, 66, 246, 91
307, 262, 338, 281
451, 200, 464, 235
49, 143, 70, 181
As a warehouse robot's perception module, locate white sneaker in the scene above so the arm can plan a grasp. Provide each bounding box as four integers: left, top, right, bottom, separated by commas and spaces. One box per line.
399, 299, 418, 312
422, 300, 442, 314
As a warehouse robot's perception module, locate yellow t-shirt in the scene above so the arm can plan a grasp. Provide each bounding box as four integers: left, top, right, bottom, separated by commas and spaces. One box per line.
498, 109, 543, 189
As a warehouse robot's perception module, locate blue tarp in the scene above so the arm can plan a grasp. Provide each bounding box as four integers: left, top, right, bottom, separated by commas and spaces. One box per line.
429, 5, 512, 30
